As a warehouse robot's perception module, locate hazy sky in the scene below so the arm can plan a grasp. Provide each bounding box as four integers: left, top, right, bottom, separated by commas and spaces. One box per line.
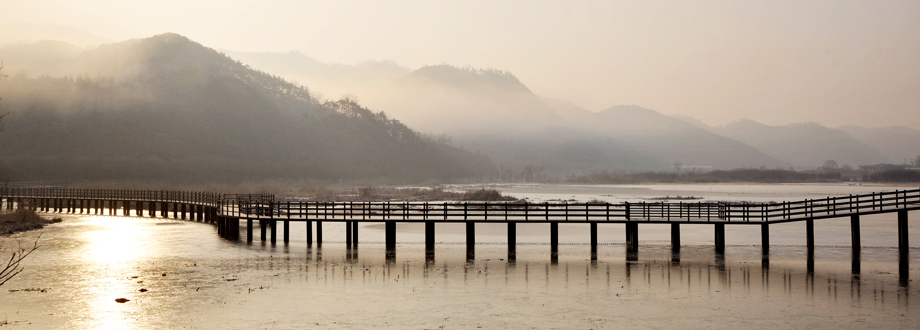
5, 0, 920, 129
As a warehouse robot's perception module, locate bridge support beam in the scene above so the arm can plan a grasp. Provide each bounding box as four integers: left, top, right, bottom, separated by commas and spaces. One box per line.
466, 222, 475, 262
247, 219, 253, 243
671, 223, 681, 254
260, 219, 267, 242
625, 222, 638, 261
306, 219, 313, 246
589, 222, 597, 261
850, 215, 861, 252
270, 220, 277, 244
761, 223, 770, 258
899, 210, 909, 284
550, 222, 559, 262
316, 220, 323, 246
345, 221, 352, 249
385, 220, 396, 261
283, 220, 290, 243
508, 222, 517, 263
425, 221, 435, 262
714, 223, 725, 254
352, 221, 359, 249
806, 219, 815, 256
172, 202, 178, 219
181, 204, 187, 220
160, 202, 167, 218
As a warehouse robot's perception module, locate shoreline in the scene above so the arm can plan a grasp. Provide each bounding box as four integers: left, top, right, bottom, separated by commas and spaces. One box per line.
0, 209, 61, 236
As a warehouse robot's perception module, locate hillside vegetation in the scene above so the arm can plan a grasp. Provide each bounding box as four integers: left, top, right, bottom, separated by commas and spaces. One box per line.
0, 34, 494, 183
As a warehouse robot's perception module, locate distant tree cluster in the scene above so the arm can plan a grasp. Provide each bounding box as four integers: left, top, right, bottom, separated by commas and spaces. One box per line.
566, 168, 843, 184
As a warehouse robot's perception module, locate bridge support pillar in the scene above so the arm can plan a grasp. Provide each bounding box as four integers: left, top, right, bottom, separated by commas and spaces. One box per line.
385, 220, 396, 261
345, 221, 352, 249
508, 222, 517, 262
198, 205, 204, 221
466, 222, 475, 262
589, 222, 597, 261
260, 219, 267, 242
550, 222, 558, 262
761, 223, 770, 258
316, 220, 323, 246
171, 202, 178, 219
850, 215, 861, 252
218, 217, 225, 237
806, 219, 815, 256
283, 220, 290, 243
247, 219, 253, 243
352, 221, 359, 248
135, 201, 142, 217
231, 218, 240, 240
899, 210, 909, 284
625, 222, 638, 261
425, 221, 435, 262
306, 219, 313, 246
670, 223, 681, 254
270, 220, 277, 244
181, 204, 187, 220
160, 202, 167, 218
148, 201, 155, 217
714, 223, 725, 254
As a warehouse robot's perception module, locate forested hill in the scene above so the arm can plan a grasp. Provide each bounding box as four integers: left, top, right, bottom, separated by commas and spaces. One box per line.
0, 33, 494, 182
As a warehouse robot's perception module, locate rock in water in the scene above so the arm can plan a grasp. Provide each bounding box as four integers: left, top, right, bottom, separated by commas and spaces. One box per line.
115, 298, 130, 303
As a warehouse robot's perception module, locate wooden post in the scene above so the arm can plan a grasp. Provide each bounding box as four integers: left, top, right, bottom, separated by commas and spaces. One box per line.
550, 222, 558, 262
352, 221, 359, 248
148, 201, 155, 217
625, 222, 638, 260
345, 220, 352, 248
161, 202, 167, 218
260, 219, 267, 241
181, 204, 187, 220
806, 219, 814, 255
850, 215, 860, 252
172, 202, 178, 219
425, 221, 435, 261
898, 210, 908, 255
670, 223, 680, 253
761, 223, 770, 257
247, 219, 253, 243
588, 222, 597, 261
385, 220, 396, 260
283, 219, 290, 243
306, 219, 313, 246
270, 220, 277, 244
466, 221, 475, 261
714, 223, 725, 254
508, 222, 516, 262
316, 220, 323, 246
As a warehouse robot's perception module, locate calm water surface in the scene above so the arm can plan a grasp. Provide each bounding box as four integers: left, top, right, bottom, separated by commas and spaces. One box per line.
1, 184, 919, 329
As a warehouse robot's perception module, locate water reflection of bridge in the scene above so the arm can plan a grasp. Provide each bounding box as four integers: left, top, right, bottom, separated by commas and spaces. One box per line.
2, 187, 917, 283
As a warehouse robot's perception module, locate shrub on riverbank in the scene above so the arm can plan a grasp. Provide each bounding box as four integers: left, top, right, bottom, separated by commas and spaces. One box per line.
0, 209, 61, 236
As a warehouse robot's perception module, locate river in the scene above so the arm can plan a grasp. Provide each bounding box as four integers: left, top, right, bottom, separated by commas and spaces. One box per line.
1, 183, 918, 329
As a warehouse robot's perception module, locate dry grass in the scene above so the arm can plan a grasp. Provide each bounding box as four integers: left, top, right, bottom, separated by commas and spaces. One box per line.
0, 209, 61, 236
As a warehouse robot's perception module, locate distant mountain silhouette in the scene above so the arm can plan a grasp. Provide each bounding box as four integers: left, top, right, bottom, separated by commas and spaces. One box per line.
838, 125, 920, 164
0, 34, 493, 182
712, 120, 890, 169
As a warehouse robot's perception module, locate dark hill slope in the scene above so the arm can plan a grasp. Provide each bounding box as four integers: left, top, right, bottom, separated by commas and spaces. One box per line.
0, 34, 493, 182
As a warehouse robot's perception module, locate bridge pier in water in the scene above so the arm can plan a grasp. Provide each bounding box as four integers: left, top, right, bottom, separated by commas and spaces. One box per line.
806, 219, 815, 257
305, 219, 313, 246
714, 223, 725, 254
259, 220, 267, 242
670, 223, 680, 262
898, 210, 909, 284
625, 222, 638, 261
466, 222, 475, 262
550, 222, 559, 263
425, 221, 436, 262
385, 220, 396, 262
247, 219, 253, 242
761, 223, 770, 263
589, 222, 597, 261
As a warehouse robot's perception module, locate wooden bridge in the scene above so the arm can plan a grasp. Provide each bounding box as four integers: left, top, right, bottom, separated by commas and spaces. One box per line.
2, 187, 918, 279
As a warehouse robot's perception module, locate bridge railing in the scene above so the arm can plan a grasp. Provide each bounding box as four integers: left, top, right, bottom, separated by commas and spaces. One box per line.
719, 188, 920, 222
0, 187, 222, 206
221, 200, 726, 222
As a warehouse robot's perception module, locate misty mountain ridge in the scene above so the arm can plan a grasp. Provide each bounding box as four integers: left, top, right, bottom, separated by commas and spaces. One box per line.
838, 125, 920, 164
0, 33, 493, 182
710, 119, 890, 169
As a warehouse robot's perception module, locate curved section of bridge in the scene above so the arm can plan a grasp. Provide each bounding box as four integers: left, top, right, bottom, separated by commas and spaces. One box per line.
2, 186, 917, 281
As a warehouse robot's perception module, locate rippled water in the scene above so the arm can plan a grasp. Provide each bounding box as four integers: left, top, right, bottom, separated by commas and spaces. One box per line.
1, 184, 919, 329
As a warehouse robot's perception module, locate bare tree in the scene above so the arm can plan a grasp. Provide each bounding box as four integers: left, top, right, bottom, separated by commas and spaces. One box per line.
0, 234, 40, 287
0, 60, 6, 131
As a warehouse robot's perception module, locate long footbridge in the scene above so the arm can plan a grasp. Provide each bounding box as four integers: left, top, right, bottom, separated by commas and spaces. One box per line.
2, 187, 918, 274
